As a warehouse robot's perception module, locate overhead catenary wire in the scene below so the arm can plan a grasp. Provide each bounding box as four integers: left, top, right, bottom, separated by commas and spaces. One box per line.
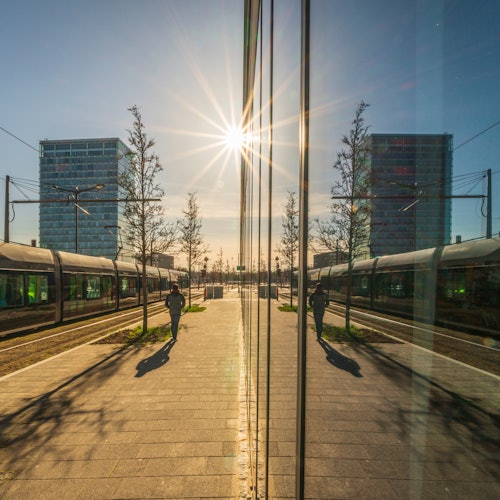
0, 126, 39, 152
453, 120, 500, 151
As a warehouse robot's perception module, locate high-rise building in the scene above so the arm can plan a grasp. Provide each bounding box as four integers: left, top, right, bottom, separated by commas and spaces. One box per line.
153, 253, 175, 269
39, 138, 133, 259
368, 133, 453, 256
313, 251, 341, 268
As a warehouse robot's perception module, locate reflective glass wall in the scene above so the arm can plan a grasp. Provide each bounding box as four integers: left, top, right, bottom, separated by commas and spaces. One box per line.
240, 1, 499, 498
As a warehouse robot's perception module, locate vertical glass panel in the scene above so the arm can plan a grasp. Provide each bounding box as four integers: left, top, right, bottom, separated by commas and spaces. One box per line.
241, 1, 499, 498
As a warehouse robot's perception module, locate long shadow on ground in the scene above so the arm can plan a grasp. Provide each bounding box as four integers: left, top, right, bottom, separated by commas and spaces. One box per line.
0, 342, 137, 473
318, 338, 362, 377
135, 338, 175, 377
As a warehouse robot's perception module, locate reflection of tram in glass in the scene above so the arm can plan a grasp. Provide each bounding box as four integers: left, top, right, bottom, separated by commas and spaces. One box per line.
0, 242, 188, 336
308, 238, 500, 337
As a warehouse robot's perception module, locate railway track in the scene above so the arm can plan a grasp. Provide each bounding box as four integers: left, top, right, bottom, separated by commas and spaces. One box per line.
0, 291, 204, 378
327, 304, 499, 376
279, 292, 500, 376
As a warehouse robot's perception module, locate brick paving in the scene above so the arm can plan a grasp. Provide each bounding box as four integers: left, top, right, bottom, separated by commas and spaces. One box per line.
0, 288, 498, 499
0, 292, 242, 499
264, 304, 499, 499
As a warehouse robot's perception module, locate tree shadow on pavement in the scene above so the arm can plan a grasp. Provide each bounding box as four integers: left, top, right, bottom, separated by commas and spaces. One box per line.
0, 343, 136, 471
318, 338, 362, 377
135, 338, 175, 378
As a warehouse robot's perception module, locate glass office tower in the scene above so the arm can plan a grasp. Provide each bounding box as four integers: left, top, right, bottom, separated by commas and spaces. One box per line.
39, 138, 132, 259
368, 133, 453, 256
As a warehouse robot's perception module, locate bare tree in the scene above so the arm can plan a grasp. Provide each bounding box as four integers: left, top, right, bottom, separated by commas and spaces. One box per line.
276, 190, 299, 306
224, 259, 231, 285
316, 100, 372, 333
178, 192, 208, 307
258, 249, 267, 284
149, 223, 178, 265
119, 105, 174, 332
214, 248, 224, 284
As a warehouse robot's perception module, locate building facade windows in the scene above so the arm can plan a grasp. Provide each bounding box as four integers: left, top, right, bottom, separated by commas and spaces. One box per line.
39, 137, 132, 260
369, 133, 453, 256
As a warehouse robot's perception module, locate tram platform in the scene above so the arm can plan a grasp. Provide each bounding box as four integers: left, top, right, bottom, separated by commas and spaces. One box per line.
0, 287, 498, 499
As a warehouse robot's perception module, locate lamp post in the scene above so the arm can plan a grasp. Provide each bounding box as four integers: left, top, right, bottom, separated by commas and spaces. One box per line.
52, 184, 105, 253
203, 256, 209, 285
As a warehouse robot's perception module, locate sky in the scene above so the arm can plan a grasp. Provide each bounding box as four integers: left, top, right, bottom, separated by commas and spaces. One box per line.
1, 0, 499, 268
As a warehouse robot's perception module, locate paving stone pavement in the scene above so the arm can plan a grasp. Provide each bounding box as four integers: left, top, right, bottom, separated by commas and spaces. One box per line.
263, 302, 500, 499
0, 291, 243, 500
0, 288, 498, 499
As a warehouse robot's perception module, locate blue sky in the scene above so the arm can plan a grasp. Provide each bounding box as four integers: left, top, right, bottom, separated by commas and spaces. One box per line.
1, 0, 499, 266
307, 0, 500, 239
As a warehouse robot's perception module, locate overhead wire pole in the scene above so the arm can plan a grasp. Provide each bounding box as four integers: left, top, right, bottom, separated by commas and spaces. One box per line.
51, 184, 104, 253
4, 175, 10, 242
296, 0, 310, 498
487, 169, 492, 238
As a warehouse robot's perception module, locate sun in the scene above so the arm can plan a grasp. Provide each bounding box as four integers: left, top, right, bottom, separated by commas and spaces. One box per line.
223, 124, 249, 152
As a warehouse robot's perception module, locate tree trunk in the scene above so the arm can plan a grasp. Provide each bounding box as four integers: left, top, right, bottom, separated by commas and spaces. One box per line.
188, 246, 192, 308
345, 260, 352, 335
142, 260, 148, 333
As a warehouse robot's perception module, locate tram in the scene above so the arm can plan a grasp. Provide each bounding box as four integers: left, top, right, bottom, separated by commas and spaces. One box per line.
0, 241, 187, 336
308, 238, 500, 337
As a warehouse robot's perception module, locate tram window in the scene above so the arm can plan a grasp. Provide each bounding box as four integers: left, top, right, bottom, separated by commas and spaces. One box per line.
0, 272, 24, 307
352, 274, 369, 297
86, 275, 101, 299
0, 274, 7, 307
27, 274, 50, 304
102, 275, 113, 298
471, 266, 499, 307
390, 271, 413, 298
361, 276, 368, 291
437, 269, 466, 302
486, 268, 500, 306
120, 276, 137, 297
160, 277, 169, 291
64, 274, 85, 301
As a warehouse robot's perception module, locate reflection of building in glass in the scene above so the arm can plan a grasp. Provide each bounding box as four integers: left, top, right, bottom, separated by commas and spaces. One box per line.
153, 253, 174, 269
313, 251, 339, 268
39, 138, 133, 260
368, 133, 453, 256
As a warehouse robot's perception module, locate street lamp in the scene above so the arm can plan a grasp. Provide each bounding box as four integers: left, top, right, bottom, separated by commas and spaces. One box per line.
203, 256, 209, 285
52, 184, 105, 254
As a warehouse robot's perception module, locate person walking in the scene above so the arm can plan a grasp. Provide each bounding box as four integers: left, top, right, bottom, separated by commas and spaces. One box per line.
165, 284, 186, 341
308, 282, 329, 340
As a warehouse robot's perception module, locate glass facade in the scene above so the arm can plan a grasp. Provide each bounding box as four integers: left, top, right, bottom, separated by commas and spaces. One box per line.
39, 138, 132, 259
239, 2, 498, 499
369, 134, 453, 256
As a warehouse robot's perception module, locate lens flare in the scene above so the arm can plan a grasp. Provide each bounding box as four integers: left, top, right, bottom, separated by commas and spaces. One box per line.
224, 125, 249, 152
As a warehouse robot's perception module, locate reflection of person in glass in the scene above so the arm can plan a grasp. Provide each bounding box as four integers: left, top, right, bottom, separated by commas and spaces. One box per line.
308, 282, 329, 340
165, 284, 185, 341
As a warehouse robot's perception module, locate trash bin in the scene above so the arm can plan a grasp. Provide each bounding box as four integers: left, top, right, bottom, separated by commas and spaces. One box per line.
205, 285, 223, 299
258, 285, 278, 299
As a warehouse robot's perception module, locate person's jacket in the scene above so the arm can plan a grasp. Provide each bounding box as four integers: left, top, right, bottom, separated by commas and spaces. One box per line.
165, 291, 186, 315
308, 291, 329, 313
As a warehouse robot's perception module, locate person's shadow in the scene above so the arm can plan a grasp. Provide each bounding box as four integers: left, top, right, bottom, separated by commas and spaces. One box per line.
135, 338, 175, 378
318, 338, 362, 377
